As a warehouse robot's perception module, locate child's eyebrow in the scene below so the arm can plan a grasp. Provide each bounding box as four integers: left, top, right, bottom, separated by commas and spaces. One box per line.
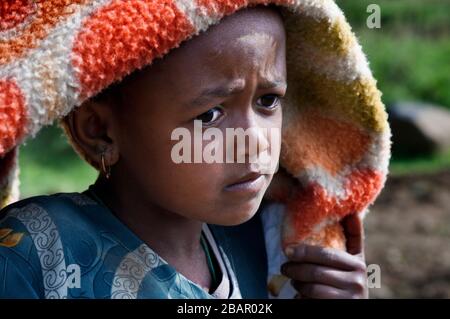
185, 78, 287, 108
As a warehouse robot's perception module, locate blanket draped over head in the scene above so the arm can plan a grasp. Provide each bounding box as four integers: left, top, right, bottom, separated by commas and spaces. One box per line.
0, 0, 390, 257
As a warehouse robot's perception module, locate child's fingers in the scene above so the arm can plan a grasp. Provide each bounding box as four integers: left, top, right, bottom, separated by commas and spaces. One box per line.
291, 281, 352, 299
341, 213, 365, 256
281, 263, 356, 289
285, 244, 366, 271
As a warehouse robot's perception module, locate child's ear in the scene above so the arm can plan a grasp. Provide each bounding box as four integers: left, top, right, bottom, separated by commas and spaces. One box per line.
64, 99, 120, 169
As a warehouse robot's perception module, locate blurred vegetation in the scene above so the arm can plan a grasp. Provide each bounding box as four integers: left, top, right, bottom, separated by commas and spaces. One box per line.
19, 125, 97, 199
389, 149, 450, 176
336, 0, 450, 108
18, 0, 450, 198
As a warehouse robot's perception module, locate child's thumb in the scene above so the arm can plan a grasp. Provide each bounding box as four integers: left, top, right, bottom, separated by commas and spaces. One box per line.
342, 213, 365, 257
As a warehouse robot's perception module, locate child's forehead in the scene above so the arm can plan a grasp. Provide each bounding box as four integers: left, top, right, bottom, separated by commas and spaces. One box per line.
171, 8, 285, 63
172, 7, 281, 47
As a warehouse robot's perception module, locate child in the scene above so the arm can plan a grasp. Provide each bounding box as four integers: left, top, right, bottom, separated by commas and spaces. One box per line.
0, 1, 390, 299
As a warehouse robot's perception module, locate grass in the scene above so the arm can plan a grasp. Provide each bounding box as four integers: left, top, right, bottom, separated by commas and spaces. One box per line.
361, 33, 450, 109
336, 0, 450, 37
337, 0, 450, 109
18, 125, 98, 199
389, 149, 450, 176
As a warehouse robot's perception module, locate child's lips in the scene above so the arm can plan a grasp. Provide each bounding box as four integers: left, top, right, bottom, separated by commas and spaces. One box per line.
224, 172, 266, 195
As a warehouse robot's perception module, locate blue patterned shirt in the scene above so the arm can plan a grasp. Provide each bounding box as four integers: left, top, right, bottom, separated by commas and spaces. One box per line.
0, 186, 242, 299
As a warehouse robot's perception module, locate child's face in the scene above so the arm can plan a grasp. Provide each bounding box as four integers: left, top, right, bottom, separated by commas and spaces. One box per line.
94, 7, 286, 225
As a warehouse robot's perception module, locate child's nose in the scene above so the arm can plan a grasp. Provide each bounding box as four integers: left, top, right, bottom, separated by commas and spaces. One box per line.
228, 124, 271, 164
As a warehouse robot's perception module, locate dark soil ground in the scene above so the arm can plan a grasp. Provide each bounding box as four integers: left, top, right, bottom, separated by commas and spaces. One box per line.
365, 169, 450, 298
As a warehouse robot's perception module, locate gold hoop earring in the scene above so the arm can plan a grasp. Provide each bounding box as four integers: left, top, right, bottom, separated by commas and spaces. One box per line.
101, 152, 111, 179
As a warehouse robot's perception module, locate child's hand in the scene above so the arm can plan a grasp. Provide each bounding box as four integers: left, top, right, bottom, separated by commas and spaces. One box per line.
280, 214, 368, 299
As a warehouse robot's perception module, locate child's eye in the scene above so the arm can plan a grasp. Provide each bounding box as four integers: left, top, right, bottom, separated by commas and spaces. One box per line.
256, 94, 282, 109
195, 106, 224, 125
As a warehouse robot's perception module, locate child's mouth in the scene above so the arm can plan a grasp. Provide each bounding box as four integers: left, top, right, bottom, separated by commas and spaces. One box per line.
224, 172, 266, 195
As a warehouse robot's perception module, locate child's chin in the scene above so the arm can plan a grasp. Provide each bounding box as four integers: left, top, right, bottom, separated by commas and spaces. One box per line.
215, 202, 261, 226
